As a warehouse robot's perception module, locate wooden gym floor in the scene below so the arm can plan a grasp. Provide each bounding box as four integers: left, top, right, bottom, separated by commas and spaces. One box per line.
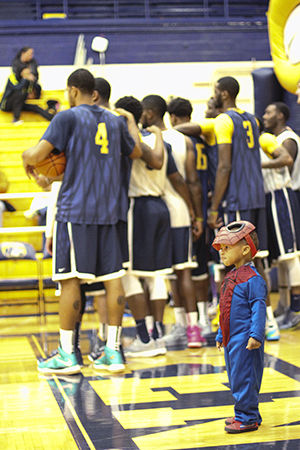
0, 297, 300, 450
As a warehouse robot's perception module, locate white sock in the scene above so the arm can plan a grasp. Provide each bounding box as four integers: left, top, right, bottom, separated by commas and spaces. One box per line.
266, 305, 276, 325
59, 329, 74, 354
174, 307, 187, 327
197, 301, 209, 325
145, 315, 154, 335
106, 325, 122, 351
98, 323, 107, 341
186, 311, 198, 327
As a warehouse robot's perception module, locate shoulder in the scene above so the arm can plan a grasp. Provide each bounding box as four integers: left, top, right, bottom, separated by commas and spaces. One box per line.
214, 113, 233, 128
236, 264, 258, 284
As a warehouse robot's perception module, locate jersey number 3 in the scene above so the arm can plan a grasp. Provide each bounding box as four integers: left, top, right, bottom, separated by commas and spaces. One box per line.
95, 123, 109, 154
243, 121, 254, 149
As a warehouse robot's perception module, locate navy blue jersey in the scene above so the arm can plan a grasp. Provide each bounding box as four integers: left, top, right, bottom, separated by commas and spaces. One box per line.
216, 109, 265, 212
165, 142, 178, 176
190, 136, 209, 221
42, 105, 135, 224
206, 141, 218, 192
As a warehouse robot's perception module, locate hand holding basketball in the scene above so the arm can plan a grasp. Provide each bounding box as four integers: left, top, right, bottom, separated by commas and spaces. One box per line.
35, 151, 66, 178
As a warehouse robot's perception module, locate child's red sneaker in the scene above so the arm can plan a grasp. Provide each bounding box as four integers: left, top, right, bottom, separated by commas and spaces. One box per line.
225, 420, 259, 433
225, 417, 235, 425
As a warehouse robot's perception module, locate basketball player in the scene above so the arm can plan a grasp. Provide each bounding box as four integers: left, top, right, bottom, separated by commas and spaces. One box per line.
22, 69, 143, 374
116, 96, 198, 356
261, 105, 300, 329
209, 76, 280, 341
263, 102, 300, 205
140, 94, 205, 348
166, 97, 211, 341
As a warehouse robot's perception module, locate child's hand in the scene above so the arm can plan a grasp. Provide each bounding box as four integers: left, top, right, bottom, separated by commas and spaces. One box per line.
246, 337, 261, 350
216, 341, 223, 351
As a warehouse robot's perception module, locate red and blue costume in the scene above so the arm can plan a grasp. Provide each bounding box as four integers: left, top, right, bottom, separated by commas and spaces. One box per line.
216, 263, 267, 425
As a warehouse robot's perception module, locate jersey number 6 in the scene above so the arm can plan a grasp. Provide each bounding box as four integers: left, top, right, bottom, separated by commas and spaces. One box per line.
95, 123, 109, 154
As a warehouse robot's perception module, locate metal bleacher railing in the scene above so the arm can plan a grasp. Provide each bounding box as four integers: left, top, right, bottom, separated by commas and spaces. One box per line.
0, 0, 269, 21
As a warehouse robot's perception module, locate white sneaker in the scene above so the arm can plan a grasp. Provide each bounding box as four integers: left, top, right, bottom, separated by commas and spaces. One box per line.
278, 309, 300, 330
124, 337, 166, 357
198, 321, 212, 336
162, 324, 187, 349
13, 119, 24, 126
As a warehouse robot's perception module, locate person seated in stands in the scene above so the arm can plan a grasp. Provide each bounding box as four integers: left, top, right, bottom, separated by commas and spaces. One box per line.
12, 47, 41, 99
0, 170, 15, 227
0, 67, 54, 124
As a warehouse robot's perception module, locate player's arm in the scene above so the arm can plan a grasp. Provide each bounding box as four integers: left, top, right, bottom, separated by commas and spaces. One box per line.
22, 111, 72, 178
115, 108, 142, 159
175, 122, 202, 137
260, 133, 293, 169
22, 140, 54, 178
208, 114, 233, 228
282, 138, 298, 164
141, 125, 164, 169
185, 136, 203, 238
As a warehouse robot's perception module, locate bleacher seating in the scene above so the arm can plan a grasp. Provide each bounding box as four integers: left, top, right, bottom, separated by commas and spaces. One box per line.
0, 90, 68, 318
0, 0, 269, 21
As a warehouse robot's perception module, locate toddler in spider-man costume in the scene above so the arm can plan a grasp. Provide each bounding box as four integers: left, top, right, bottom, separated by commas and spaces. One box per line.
213, 220, 267, 434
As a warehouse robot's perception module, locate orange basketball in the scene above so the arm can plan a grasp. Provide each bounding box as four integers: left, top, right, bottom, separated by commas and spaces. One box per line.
35, 151, 66, 178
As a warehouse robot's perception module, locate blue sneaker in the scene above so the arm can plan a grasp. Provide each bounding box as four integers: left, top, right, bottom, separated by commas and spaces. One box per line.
93, 346, 125, 373
38, 347, 81, 375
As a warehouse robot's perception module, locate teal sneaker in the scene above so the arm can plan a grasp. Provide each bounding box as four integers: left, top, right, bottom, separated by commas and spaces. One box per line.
265, 322, 280, 341
93, 346, 125, 373
38, 347, 81, 375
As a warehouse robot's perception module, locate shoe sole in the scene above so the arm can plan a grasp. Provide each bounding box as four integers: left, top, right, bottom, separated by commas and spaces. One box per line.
93, 363, 125, 373
265, 335, 280, 341
188, 342, 203, 348
38, 365, 82, 375
225, 425, 258, 433
125, 348, 166, 357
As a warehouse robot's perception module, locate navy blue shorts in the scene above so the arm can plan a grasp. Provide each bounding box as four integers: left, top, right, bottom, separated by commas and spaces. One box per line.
224, 208, 268, 253
192, 230, 209, 279
265, 188, 300, 262
171, 226, 197, 270
128, 196, 173, 276
53, 221, 125, 281
116, 220, 129, 267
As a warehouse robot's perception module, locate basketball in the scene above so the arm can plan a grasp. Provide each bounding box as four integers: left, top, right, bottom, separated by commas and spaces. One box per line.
35, 150, 66, 178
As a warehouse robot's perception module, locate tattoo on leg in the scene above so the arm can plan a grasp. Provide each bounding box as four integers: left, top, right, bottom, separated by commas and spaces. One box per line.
117, 295, 125, 306
73, 299, 80, 311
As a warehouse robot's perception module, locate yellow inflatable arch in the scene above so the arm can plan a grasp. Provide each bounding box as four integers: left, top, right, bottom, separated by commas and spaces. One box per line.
267, 0, 300, 93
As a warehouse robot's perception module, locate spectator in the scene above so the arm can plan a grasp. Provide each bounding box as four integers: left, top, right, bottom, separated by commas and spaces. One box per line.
12, 47, 41, 99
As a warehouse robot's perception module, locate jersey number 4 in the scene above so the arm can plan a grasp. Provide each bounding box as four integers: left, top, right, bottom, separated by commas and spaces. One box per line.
243, 120, 254, 149
95, 123, 109, 154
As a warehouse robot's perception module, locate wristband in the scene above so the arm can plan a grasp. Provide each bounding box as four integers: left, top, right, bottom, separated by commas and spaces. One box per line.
210, 210, 218, 215
195, 217, 203, 222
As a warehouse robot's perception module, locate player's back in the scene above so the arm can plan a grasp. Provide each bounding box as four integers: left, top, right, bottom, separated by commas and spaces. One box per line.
129, 130, 168, 197
54, 104, 133, 225
224, 109, 265, 211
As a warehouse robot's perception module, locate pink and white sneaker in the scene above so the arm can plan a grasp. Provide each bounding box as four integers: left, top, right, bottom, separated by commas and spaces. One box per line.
187, 325, 206, 348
